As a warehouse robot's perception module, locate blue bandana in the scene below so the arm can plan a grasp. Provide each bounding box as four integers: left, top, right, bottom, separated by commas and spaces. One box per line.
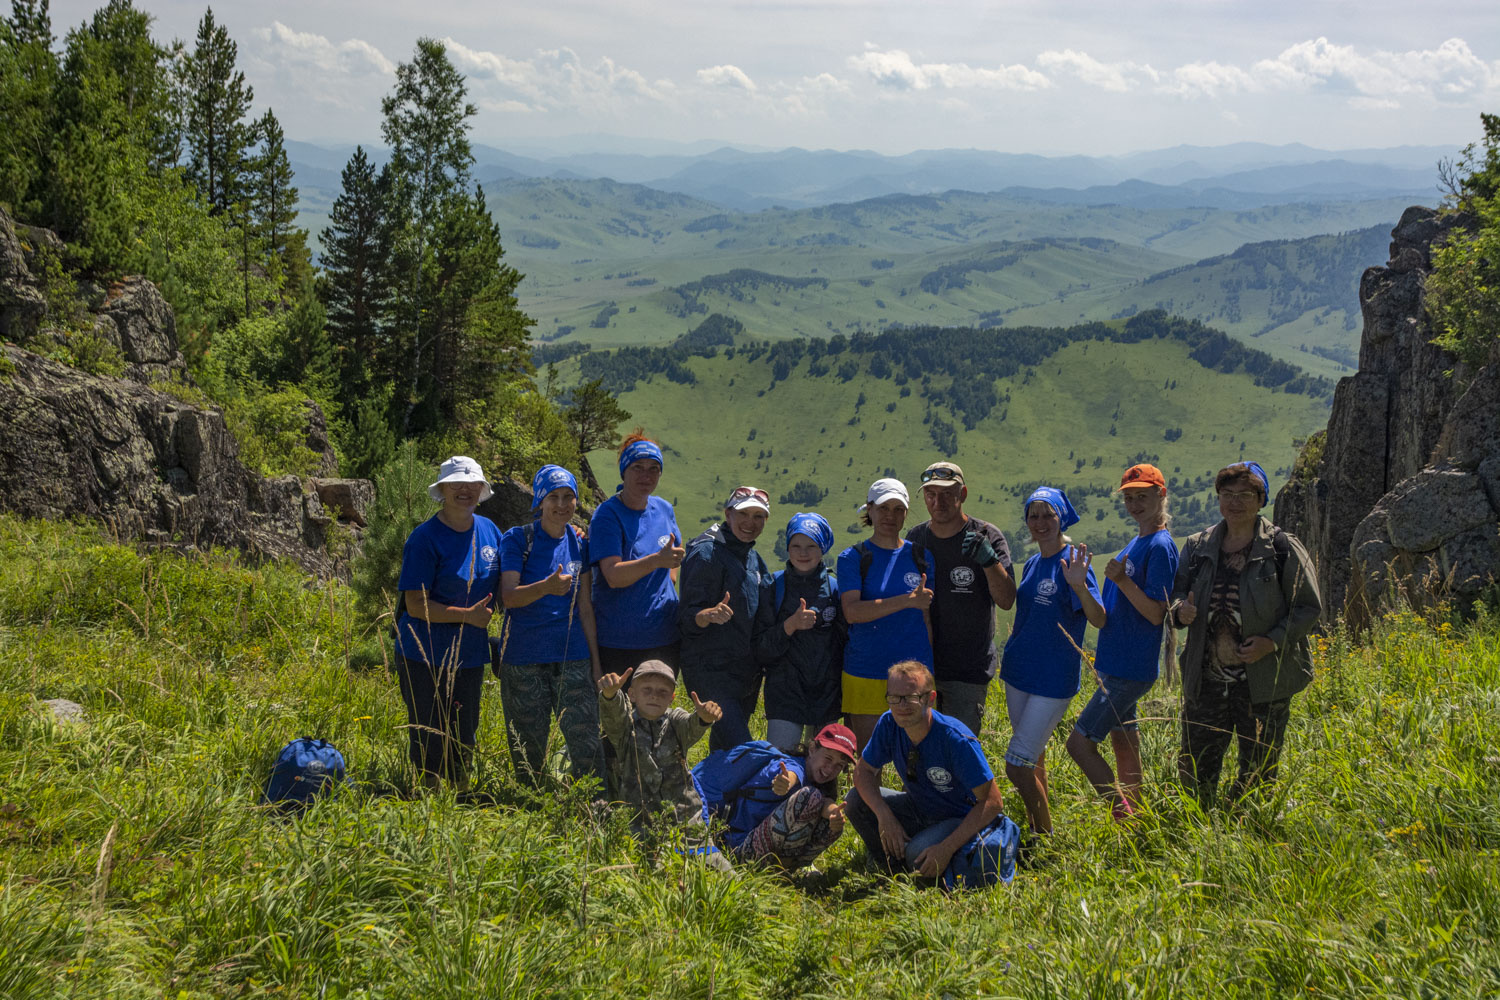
785, 512, 834, 554
1024, 487, 1080, 530
1243, 462, 1270, 504
618, 439, 664, 480
530, 464, 578, 511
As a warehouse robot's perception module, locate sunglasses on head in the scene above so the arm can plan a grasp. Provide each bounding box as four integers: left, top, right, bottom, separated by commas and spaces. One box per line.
920, 467, 960, 484
728, 486, 769, 503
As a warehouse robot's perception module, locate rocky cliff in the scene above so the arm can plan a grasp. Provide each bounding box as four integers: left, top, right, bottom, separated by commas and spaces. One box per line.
1276, 206, 1500, 626
0, 207, 370, 577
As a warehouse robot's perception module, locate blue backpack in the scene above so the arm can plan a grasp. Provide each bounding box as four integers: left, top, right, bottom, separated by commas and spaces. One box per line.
263, 738, 347, 812
941, 814, 1021, 890
692, 740, 793, 830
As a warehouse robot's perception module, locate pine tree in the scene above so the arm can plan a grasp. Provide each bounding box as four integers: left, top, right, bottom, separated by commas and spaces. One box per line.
319, 145, 391, 404
183, 6, 252, 215
248, 108, 308, 302
0, 0, 58, 219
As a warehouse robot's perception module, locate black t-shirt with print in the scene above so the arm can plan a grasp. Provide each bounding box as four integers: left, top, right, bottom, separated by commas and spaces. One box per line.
908, 517, 1013, 684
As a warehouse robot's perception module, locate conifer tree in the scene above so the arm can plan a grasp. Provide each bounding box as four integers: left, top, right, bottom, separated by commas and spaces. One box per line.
183, 6, 252, 214
0, 0, 58, 219
248, 108, 308, 301
319, 145, 391, 402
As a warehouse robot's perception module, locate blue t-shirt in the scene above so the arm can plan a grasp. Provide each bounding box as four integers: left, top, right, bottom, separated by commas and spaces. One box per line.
1094, 530, 1179, 683
588, 494, 681, 649
395, 514, 502, 669
499, 523, 591, 665
837, 541, 934, 679
862, 710, 995, 822
999, 549, 1102, 699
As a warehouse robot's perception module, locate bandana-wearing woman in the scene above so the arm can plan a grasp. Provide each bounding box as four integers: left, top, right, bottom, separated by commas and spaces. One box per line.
999, 486, 1105, 834
1170, 462, 1321, 805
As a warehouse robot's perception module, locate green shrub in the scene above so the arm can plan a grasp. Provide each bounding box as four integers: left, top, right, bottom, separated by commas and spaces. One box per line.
350, 441, 437, 628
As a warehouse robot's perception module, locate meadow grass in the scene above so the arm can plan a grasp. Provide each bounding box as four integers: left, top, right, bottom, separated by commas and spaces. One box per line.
4, 514, 1498, 998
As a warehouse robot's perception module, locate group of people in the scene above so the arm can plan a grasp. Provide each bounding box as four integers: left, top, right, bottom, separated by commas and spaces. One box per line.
392, 434, 1322, 883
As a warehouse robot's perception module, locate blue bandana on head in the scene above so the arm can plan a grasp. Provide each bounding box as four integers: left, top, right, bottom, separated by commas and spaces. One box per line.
618, 439, 664, 481
1243, 462, 1270, 504
530, 464, 578, 512
1024, 487, 1080, 530
785, 512, 834, 555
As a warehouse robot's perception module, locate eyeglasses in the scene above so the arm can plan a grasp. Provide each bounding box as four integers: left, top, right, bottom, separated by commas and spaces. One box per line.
1218, 490, 1260, 504
727, 486, 769, 504
920, 467, 961, 484
885, 692, 929, 707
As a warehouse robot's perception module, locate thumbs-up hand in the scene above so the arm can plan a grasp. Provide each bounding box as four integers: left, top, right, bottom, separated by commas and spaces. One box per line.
597, 666, 633, 699
656, 533, 685, 570
822, 799, 846, 832
771, 759, 799, 796
699, 590, 735, 626
909, 574, 933, 611
1104, 553, 1127, 584
541, 564, 574, 596
462, 594, 494, 627
1176, 591, 1198, 625
690, 690, 722, 725
784, 598, 818, 635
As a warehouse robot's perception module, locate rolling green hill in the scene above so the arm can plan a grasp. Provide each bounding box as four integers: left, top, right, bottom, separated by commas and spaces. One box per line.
555, 313, 1331, 564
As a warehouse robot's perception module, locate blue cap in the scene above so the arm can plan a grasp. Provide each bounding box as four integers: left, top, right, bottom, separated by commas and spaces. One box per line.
1024, 487, 1080, 530
785, 512, 834, 554
530, 465, 578, 511
618, 439, 664, 480
1243, 462, 1270, 504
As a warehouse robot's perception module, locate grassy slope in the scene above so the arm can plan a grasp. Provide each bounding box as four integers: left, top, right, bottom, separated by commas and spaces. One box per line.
575, 336, 1330, 559
4, 516, 1498, 998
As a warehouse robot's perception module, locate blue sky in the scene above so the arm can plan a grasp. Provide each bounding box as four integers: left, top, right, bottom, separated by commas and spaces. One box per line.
49, 0, 1500, 154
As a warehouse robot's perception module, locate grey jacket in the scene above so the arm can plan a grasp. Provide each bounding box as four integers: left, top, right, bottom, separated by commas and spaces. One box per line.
1170, 517, 1322, 704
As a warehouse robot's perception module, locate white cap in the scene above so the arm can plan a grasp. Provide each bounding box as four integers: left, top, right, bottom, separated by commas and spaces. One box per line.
428, 455, 494, 503
724, 485, 770, 514
860, 477, 909, 512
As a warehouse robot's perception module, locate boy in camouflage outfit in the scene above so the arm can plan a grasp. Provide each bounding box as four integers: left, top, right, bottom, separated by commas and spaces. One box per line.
597, 659, 727, 866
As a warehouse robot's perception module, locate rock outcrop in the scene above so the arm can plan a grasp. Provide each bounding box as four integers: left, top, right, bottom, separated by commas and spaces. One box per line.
1276, 206, 1500, 625
0, 207, 367, 577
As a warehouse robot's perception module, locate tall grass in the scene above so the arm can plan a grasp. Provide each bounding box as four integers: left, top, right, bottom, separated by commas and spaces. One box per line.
3, 513, 1498, 998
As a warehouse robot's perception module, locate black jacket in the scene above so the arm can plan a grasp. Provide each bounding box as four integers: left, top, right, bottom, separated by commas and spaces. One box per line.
678, 522, 769, 678
753, 563, 845, 725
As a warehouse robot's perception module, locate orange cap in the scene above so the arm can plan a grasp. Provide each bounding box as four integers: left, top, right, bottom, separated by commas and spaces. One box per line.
1118, 463, 1166, 491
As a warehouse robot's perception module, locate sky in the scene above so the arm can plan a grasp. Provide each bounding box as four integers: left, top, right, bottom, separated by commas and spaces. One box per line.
48, 0, 1500, 156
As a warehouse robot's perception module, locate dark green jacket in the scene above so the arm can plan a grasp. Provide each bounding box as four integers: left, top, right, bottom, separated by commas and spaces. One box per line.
1170, 517, 1322, 704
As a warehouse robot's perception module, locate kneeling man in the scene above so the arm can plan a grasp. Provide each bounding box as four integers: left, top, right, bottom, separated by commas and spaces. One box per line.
847, 660, 1006, 877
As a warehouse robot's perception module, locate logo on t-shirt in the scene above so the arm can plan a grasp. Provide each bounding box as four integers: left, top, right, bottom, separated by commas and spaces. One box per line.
925, 766, 954, 791
1124, 557, 1137, 577
565, 560, 582, 576
821, 604, 837, 624
480, 545, 499, 569
904, 571, 922, 589
950, 566, 975, 588
1037, 577, 1058, 598
657, 534, 672, 548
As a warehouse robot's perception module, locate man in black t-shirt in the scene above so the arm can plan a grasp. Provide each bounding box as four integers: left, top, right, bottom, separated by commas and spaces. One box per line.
906, 462, 1016, 735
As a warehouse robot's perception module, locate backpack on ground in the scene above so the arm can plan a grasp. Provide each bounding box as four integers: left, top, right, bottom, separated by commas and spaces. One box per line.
941, 814, 1021, 890
692, 740, 793, 828
263, 738, 347, 812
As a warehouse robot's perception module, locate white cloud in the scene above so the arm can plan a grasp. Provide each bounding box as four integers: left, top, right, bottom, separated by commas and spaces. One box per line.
253, 22, 395, 76
1035, 49, 1158, 92
442, 39, 672, 113
847, 49, 1049, 92
1162, 61, 1256, 99
698, 64, 757, 91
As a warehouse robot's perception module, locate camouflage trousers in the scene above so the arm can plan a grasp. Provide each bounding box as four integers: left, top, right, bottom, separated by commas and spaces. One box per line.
732, 786, 842, 870
499, 658, 605, 788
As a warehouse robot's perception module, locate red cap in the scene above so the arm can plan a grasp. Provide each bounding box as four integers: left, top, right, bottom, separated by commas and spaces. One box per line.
1118, 464, 1166, 492
813, 723, 858, 761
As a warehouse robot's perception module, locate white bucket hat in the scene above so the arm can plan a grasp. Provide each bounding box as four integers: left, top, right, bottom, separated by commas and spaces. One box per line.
428, 455, 494, 503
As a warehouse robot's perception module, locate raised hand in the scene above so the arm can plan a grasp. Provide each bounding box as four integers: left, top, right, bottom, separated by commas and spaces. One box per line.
1176, 591, 1198, 625
597, 666, 633, 699
960, 530, 1000, 568
908, 574, 933, 611
699, 591, 734, 626
690, 690, 722, 724
784, 598, 818, 635
771, 759, 799, 796
1061, 544, 1092, 588
462, 594, 494, 627
821, 800, 846, 832
656, 533, 686, 570
1104, 553, 1127, 584
541, 565, 574, 596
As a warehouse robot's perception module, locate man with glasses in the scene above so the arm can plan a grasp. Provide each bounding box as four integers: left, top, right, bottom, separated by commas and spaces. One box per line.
907, 461, 1015, 735
846, 660, 1006, 878
680, 485, 773, 750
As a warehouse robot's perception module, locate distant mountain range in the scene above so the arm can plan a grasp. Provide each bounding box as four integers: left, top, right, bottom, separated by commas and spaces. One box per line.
286, 138, 1454, 213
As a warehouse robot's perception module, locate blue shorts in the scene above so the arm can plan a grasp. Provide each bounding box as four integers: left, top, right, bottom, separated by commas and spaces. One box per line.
1073, 674, 1155, 743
